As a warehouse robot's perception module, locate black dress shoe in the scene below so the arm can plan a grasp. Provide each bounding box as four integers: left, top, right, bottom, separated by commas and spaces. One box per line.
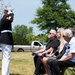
33, 74, 37, 75
33, 74, 40, 75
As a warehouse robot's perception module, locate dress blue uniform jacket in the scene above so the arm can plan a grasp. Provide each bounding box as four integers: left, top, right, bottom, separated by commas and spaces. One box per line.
0, 13, 14, 45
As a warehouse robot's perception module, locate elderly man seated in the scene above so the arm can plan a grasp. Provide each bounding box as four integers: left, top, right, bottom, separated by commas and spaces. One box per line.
33, 29, 60, 75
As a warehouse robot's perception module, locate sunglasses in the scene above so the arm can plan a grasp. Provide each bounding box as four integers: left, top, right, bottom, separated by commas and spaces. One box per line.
49, 32, 54, 34
49, 33, 51, 34
63, 35, 66, 37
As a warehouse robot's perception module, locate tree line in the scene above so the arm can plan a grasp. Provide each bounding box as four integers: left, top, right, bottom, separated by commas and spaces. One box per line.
12, 25, 48, 45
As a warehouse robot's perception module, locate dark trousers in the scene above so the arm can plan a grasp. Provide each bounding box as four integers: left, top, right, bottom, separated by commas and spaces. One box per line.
47, 59, 75, 75
34, 56, 45, 74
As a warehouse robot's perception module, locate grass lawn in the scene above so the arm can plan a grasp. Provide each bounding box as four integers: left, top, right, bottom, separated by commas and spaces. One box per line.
0, 52, 35, 75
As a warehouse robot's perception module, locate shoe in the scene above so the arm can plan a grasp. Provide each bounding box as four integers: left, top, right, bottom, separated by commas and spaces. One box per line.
33, 74, 37, 75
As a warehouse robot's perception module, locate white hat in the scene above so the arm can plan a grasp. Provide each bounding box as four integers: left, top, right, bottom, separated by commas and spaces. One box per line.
8, 10, 12, 14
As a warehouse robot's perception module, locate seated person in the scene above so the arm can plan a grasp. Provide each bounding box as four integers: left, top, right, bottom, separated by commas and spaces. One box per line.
41, 28, 67, 74
32, 29, 60, 75
46, 29, 75, 75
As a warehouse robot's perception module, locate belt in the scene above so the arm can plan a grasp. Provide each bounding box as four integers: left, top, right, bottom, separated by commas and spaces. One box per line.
1, 30, 12, 33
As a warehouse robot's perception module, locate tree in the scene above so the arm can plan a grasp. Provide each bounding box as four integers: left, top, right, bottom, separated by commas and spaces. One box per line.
12, 25, 34, 45
12, 25, 49, 45
31, 0, 75, 32
33, 34, 48, 43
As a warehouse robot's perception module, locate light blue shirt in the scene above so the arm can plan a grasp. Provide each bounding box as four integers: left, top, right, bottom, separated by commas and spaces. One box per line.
64, 37, 75, 62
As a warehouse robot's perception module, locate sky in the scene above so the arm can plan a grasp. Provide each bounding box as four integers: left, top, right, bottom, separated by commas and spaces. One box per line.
1, 0, 75, 35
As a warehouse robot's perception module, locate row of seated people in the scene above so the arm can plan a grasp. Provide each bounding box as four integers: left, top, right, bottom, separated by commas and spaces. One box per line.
32, 28, 75, 75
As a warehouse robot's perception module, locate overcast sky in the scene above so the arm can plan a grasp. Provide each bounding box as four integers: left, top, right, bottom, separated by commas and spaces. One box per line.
2, 0, 75, 35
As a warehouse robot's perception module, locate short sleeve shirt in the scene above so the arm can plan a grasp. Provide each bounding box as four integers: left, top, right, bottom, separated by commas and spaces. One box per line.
64, 37, 75, 62
45, 37, 60, 53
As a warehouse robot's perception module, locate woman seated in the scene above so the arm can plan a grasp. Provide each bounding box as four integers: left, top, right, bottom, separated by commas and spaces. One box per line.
41, 28, 67, 75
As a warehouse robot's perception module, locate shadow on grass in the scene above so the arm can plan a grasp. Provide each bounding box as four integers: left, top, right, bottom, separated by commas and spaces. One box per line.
10, 74, 20, 75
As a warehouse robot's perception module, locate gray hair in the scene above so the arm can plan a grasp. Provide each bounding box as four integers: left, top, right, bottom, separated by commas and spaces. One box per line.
63, 29, 73, 38
50, 29, 57, 35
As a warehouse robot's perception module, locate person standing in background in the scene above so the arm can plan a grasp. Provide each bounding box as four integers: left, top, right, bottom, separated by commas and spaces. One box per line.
0, 9, 14, 75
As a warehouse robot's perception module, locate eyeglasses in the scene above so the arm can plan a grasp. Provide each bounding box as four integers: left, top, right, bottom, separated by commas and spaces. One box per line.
49, 32, 54, 34
49, 33, 51, 34
63, 35, 65, 37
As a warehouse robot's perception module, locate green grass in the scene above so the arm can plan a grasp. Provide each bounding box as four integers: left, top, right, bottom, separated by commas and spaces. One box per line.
0, 52, 35, 75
